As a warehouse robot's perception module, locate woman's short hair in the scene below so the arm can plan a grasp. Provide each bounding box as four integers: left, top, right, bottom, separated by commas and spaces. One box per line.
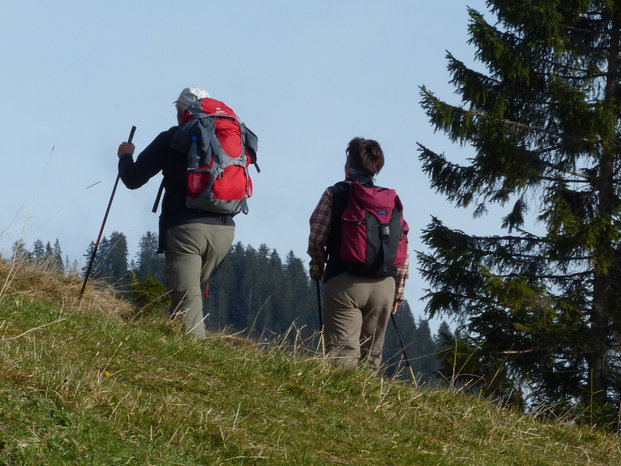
346, 137, 384, 176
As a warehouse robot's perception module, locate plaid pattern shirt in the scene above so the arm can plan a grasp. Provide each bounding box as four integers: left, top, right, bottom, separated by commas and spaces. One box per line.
307, 187, 409, 302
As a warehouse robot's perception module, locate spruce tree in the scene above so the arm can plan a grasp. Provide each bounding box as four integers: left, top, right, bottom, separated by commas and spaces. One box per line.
223, 242, 253, 330
44, 242, 54, 266
95, 237, 112, 280
126, 270, 170, 318
52, 239, 64, 274
283, 251, 316, 337
248, 244, 274, 336
413, 319, 442, 384
81, 232, 129, 287
31, 239, 45, 266
418, 1, 621, 427
10, 240, 29, 262
107, 231, 129, 287
135, 231, 165, 283
82, 242, 98, 278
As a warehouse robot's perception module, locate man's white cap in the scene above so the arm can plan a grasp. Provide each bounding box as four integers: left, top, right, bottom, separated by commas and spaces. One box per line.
174, 87, 210, 111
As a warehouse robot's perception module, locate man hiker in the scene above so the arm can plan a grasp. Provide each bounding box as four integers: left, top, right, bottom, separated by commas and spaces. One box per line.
307, 137, 410, 368
117, 87, 249, 339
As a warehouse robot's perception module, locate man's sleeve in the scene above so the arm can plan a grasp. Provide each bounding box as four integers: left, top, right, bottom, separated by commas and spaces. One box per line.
118, 130, 170, 189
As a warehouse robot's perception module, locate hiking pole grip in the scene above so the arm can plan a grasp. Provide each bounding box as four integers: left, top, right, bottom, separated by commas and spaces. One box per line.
128, 125, 136, 144
79, 125, 136, 300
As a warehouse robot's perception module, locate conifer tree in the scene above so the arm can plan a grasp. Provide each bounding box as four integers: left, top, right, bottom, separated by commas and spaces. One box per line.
31, 239, 45, 265
221, 242, 253, 330
418, 1, 621, 426
52, 239, 64, 274
282, 251, 314, 331
11, 240, 29, 262
126, 270, 170, 318
107, 232, 128, 282
64, 255, 73, 275
96, 237, 112, 279
82, 241, 98, 278
81, 232, 129, 287
135, 231, 165, 283
44, 242, 54, 265
413, 319, 442, 383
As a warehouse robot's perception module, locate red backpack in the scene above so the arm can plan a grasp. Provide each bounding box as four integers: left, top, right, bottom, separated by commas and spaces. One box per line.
338, 181, 408, 277
163, 97, 259, 215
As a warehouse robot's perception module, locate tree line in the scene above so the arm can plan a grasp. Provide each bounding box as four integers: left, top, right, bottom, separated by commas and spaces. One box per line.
11, 238, 78, 275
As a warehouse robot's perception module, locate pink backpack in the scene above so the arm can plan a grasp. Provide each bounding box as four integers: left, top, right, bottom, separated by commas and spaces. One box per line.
338, 181, 408, 277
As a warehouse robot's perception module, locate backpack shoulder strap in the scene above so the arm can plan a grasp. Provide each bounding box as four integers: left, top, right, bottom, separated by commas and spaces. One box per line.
152, 177, 165, 213
241, 122, 260, 172
329, 181, 351, 218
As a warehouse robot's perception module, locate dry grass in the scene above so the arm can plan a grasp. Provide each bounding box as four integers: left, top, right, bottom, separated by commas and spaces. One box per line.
0, 256, 132, 317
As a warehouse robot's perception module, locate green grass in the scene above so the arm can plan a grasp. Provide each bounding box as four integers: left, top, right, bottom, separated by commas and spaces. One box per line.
1, 260, 621, 464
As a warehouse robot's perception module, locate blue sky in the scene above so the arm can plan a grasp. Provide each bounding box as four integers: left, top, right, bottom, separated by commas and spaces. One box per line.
0, 0, 492, 324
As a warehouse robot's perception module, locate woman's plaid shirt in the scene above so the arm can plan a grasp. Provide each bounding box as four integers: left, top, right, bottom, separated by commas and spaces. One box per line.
307, 187, 409, 302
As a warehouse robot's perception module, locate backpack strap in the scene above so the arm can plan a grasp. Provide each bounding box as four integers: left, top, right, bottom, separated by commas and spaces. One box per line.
240, 198, 249, 215
152, 177, 165, 213
324, 181, 352, 282
241, 123, 260, 172
198, 115, 247, 167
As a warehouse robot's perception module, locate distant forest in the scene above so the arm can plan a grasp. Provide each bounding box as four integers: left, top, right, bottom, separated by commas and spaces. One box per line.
10, 232, 451, 382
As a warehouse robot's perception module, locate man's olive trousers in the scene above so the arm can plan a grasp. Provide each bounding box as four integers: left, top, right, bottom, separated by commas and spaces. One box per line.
165, 223, 234, 338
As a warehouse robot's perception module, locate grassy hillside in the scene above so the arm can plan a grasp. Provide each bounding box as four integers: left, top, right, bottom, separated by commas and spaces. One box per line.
1, 259, 621, 464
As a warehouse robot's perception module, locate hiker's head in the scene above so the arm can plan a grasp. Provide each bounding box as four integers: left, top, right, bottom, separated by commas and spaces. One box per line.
174, 87, 209, 123
345, 137, 384, 177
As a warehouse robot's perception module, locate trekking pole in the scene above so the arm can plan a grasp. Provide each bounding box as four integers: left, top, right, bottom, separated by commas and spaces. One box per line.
315, 280, 325, 356
391, 313, 418, 388
315, 280, 323, 331
79, 126, 136, 300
